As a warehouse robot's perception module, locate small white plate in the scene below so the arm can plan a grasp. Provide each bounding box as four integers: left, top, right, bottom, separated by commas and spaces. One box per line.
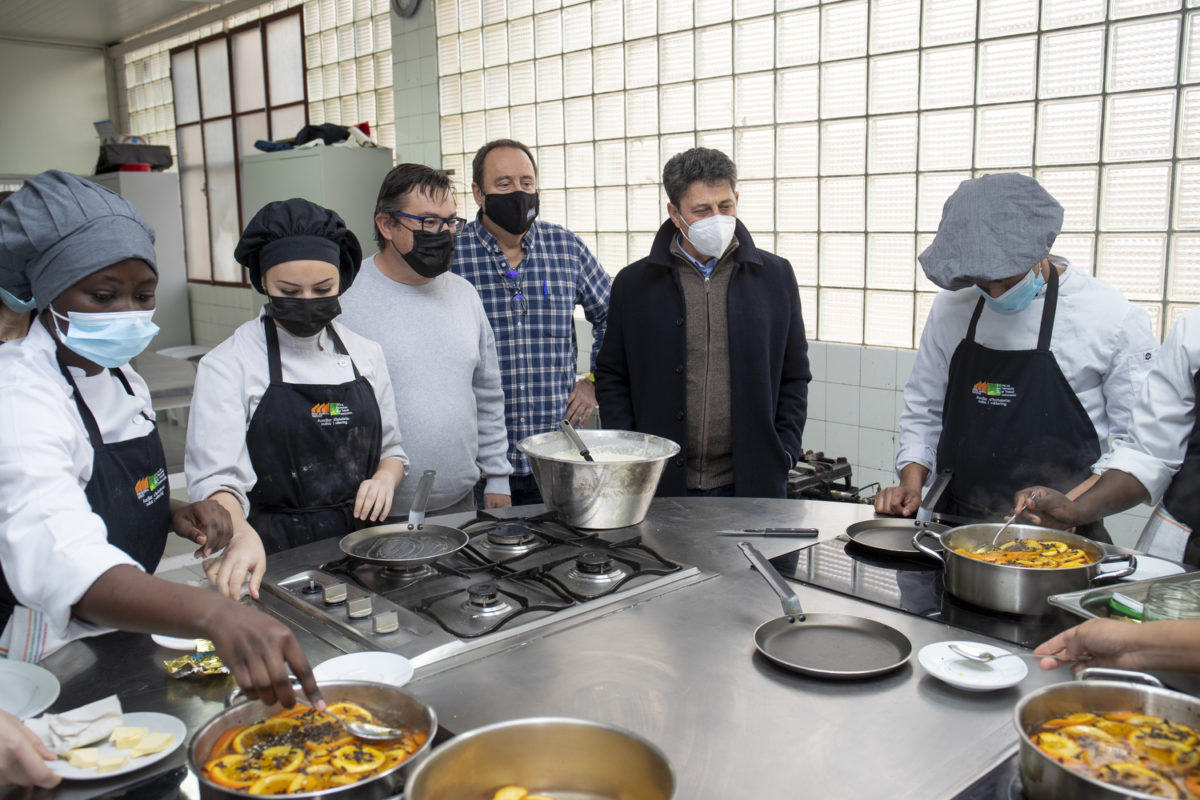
313, 652, 414, 687
150, 634, 201, 651
919, 641, 1029, 692
48, 711, 186, 781
0, 661, 60, 719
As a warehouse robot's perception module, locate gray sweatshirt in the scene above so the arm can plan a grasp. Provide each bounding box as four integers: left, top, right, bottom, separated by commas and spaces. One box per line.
340, 256, 512, 512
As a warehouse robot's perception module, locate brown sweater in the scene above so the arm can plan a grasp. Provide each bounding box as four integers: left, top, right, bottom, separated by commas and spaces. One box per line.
670, 236, 739, 490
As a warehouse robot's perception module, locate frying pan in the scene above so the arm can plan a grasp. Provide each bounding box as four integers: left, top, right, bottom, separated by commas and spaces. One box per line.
845, 469, 955, 559
738, 543, 912, 679
339, 470, 469, 567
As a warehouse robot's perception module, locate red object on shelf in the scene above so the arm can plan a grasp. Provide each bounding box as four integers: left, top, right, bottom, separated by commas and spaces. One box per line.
119, 163, 152, 172
354, 121, 370, 137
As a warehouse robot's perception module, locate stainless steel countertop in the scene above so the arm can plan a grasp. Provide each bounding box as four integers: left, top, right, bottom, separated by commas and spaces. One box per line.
4, 498, 1074, 799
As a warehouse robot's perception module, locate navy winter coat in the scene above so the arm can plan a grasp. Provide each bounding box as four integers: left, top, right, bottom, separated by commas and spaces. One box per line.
596, 219, 811, 498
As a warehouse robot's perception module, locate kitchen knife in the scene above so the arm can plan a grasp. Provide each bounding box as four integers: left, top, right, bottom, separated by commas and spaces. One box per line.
716, 528, 819, 537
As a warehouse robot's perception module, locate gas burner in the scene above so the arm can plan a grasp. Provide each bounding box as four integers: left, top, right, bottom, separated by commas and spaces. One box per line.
382, 563, 436, 580
461, 582, 513, 617
469, 520, 544, 559
566, 551, 628, 583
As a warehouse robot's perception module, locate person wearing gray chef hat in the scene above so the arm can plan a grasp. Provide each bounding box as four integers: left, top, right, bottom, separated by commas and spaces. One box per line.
874, 172, 1158, 541
184, 198, 407, 598
0, 171, 324, 723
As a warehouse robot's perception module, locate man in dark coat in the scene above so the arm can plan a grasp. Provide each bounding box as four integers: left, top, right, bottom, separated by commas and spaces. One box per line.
595, 147, 810, 498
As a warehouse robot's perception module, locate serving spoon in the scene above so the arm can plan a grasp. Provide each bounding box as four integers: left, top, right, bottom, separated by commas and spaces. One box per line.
337, 718, 413, 742
948, 642, 1085, 665
990, 491, 1039, 546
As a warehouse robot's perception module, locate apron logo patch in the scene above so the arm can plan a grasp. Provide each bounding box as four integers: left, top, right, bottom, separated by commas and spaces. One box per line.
971, 380, 1015, 407
311, 401, 353, 426
133, 468, 167, 507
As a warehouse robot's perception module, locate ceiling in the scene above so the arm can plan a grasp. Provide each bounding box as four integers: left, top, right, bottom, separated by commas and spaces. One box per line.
0, 0, 219, 48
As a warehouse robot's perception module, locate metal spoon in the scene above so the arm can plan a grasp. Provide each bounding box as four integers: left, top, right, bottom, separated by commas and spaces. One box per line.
338, 719, 412, 742
559, 419, 594, 462
948, 642, 1051, 664
990, 491, 1038, 546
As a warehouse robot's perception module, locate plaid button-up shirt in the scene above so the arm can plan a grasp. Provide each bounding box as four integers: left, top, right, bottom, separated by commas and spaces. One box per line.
454, 217, 611, 475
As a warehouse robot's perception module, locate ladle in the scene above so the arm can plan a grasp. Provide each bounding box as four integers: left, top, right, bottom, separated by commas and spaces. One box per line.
559, 419, 594, 462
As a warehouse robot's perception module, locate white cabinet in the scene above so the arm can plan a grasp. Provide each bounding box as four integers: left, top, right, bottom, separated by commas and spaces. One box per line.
240, 147, 394, 257
92, 171, 192, 349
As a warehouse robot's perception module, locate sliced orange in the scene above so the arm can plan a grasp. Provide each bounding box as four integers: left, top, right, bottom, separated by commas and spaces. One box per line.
210, 725, 246, 758
1096, 762, 1182, 798
1034, 732, 1083, 762
257, 745, 304, 774
247, 773, 297, 795
288, 773, 326, 792
325, 702, 376, 725
204, 753, 258, 789
1041, 713, 1098, 730
233, 718, 299, 754
330, 744, 386, 774
1095, 720, 1140, 742
328, 774, 359, 787
1185, 771, 1200, 796
382, 746, 411, 768
279, 704, 312, 719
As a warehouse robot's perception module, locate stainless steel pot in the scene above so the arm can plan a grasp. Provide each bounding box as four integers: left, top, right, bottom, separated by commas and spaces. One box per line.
189, 681, 437, 799
517, 429, 680, 529
913, 524, 1136, 615
1015, 668, 1200, 800
404, 716, 674, 800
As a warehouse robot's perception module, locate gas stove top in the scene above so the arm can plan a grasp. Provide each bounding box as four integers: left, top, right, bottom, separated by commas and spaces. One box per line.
260, 513, 708, 667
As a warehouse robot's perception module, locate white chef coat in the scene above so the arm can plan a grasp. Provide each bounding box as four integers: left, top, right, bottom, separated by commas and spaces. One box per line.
185, 310, 408, 516
1104, 306, 1200, 502
896, 260, 1158, 480
0, 322, 155, 649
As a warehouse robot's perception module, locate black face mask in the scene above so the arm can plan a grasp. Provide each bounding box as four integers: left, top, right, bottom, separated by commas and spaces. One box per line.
264, 295, 341, 338
396, 230, 455, 279
484, 191, 539, 235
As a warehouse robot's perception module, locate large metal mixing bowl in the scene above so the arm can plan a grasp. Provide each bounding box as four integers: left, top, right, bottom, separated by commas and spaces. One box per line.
404, 716, 675, 800
517, 429, 680, 529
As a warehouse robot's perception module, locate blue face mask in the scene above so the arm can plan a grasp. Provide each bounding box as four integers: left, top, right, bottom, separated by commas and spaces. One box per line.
975, 267, 1046, 314
50, 306, 159, 368
0, 287, 36, 313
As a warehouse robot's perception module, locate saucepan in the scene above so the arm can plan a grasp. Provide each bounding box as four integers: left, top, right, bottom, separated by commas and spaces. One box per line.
738, 543, 912, 679
913, 524, 1136, 615
189, 680, 437, 799
339, 470, 469, 567
1015, 668, 1200, 800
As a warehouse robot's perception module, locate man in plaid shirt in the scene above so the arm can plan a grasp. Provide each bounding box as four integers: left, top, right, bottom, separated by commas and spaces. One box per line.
454, 139, 612, 506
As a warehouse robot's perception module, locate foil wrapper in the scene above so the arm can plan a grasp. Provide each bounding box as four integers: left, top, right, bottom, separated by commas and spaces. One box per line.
164, 639, 229, 678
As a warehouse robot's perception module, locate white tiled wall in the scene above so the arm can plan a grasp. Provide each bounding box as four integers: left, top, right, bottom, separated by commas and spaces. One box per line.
189, 284, 259, 347
804, 340, 1151, 549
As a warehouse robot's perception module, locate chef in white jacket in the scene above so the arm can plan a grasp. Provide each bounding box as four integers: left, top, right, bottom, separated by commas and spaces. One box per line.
0, 171, 320, 710
875, 173, 1157, 541
1016, 306, 1200, 565
185, 198, 408, 599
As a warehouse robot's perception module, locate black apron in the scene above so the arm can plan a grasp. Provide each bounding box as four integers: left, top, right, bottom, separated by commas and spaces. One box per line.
245, 318, 383, 554
1157, 369, 1200, 565
934, 267, 1110, 542
0, 359, 171, 627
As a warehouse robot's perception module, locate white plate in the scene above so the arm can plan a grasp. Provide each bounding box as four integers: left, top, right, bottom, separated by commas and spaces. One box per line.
313, 652, 414, 687
0, 661, 60, 719
918, 641, 1029, 692
151, 634, 202, 651
48, 711, 186, 781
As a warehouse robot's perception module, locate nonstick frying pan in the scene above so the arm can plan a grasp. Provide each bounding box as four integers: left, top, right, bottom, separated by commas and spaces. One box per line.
339, 469, 469, 567
738, 542, 912, 679
846, 469, 954, 559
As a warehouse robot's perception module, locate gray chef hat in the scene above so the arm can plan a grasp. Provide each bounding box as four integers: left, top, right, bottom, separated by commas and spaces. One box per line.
918, 173, 1063, 291
0, 170, 157, 311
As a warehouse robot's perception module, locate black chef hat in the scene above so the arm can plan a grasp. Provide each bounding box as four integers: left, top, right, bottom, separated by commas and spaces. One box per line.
235, 198, 362, 294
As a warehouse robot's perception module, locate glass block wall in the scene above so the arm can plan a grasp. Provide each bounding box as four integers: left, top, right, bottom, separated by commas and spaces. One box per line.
435, 0, 1200, 345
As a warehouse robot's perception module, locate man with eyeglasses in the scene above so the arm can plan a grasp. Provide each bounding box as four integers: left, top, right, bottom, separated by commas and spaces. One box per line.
453, 139, 612, 507
340, 163, 512, 515
596, 147, 811, 498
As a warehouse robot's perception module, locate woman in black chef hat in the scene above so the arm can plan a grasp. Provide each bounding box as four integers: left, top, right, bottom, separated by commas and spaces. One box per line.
185, 198, 408, 599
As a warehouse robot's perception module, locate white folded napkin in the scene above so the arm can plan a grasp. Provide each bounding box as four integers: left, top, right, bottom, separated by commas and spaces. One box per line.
24, 695, 123, 755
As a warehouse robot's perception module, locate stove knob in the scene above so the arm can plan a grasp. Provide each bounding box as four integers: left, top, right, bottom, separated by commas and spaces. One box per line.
323, 582, 348, 605
372, 611, 399, 634
347, 596, 372, 619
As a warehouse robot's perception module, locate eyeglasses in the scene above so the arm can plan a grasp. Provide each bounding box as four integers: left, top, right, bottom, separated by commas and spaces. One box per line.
503, 268, 528, 316
390, 210, 466, 235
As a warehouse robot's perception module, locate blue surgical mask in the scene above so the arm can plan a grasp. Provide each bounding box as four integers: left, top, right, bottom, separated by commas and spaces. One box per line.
975, 268, 1046, 314
0, 287, 36, 313
50, 306, 159, 367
